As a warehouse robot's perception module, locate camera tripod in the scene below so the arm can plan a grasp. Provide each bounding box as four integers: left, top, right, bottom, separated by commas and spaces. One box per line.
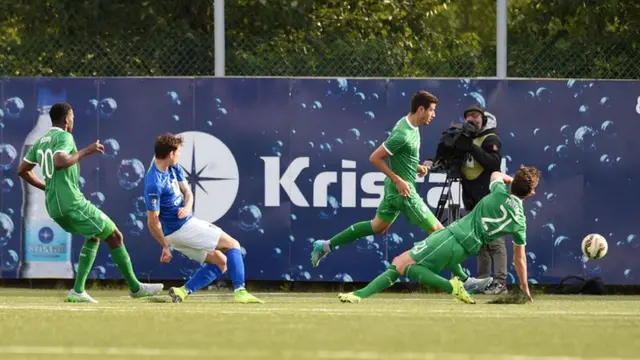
432, 172, 464, 226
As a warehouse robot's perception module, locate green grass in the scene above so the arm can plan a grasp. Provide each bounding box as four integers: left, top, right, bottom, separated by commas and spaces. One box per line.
0, 288, 638, 359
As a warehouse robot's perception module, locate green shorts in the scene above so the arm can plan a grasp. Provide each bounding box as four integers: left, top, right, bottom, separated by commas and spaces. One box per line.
376, 191, 439, 231
408, 229, 468, 273
53, 202, 116, 240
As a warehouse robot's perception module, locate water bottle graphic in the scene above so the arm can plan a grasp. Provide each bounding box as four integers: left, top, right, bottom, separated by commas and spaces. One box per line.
18, 87, 75, 279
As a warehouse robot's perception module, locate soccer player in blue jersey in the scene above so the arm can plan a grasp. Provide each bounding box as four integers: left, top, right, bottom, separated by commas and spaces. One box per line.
143, 133, 263, 304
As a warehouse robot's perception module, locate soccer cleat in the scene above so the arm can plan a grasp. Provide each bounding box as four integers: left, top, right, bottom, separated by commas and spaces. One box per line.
483, 282, 508, 295
130, 283, 164, 298
168, 286, 189, 303
65, 289, 98, 303
338, 292, 361, 304
310, 240, 329, 267
449, 277, 476, 304
464, 276, 493, 295
234, 289, 264, 304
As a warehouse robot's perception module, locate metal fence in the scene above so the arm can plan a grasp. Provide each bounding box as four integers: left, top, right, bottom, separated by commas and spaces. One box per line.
1, 1, 639, 79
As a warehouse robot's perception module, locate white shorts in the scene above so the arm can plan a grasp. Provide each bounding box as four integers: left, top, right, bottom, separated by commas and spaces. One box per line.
166, 218, 222, 264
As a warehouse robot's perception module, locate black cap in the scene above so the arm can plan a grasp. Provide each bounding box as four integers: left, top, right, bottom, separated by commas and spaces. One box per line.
464, 104, 485, 118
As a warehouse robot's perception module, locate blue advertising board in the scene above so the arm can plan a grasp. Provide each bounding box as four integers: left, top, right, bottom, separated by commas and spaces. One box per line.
0, 77, 638, 285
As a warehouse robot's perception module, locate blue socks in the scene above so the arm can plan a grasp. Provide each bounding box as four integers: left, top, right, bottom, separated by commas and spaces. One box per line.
226, 248, 246, 291
184, 264, 223, 294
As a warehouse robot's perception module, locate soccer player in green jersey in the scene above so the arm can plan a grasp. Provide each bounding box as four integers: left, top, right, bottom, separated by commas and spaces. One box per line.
17, 102, 164, 303
338, 166, 541, 304
311, 90, 493, 294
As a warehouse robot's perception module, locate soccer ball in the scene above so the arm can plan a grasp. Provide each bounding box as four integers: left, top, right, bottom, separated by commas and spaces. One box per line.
581, 233, 608, 260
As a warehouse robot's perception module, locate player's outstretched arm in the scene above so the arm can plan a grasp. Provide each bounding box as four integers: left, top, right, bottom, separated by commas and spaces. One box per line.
17, 160, 45, 191
513, 243, 532, 301
147, 211, 169, 248
53, 140, 104, 170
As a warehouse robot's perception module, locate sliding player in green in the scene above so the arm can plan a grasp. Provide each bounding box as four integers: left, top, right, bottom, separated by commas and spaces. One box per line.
338, 166, 541, 304
17, 102, 164, 303
311, 90, 493, 294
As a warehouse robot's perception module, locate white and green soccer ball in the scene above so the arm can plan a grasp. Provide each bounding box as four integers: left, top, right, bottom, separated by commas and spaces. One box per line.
581, 233, 608, 260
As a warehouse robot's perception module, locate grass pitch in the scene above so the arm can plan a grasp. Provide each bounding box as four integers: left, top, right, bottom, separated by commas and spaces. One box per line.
0, 288, 638, 359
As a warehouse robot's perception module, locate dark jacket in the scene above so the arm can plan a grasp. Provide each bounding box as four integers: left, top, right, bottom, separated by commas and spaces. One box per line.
458, 117, 502, 211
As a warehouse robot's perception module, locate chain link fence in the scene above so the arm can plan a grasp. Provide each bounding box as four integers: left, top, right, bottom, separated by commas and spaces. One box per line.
1, 1, 639, 79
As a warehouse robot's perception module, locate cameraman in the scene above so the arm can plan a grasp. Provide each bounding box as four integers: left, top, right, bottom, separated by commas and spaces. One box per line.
455, 104, 507, 295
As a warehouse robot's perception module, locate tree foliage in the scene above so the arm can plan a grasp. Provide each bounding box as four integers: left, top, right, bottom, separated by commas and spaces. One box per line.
0, 0, 638, 78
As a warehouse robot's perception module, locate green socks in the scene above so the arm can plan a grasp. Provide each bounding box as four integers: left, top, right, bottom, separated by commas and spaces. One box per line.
73, 239, 100, 293
329, 221, 376, 249
109, 244, 141, 293
354, 265, 400, 298
449, 264, 469, 282
405, 265, 453, 293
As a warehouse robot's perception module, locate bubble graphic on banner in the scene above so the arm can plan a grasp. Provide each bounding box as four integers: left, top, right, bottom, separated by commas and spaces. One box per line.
4, 97, 24, 118
336, 78, 348, 92
1, 249, 18, 271
273, 248, 282, 258
272, 140, 284, 157
556, 145, 568, 158
554, 235, 573, 257
134, 196, 146, 216
365, 111, 375, 119
117, 159, 145, 190
560, 125, 571, 138
0, 144, 17, 171
127, 213, 144, 235
624, 269, 633, 279
574, 126, 597, 152
89, 265, 106, 279
334, 273, 353, 282
356, 235, 376, 252
167, 91, 181, 106
384, 232, 403, 249
99, 98, 117, 118
103, 138, 120, 158
600, 120, 615, 136
319, 196, 339, 220
533, 128, 540, 136
89, 192, 105, 208
468, 92, 486, 108
2, 178, 14, 193
600, 154, 613, 166
238, 204, 262, 231
547, 163, 556, 172
0, 212, 14, 247
78, 176, 86, 190
313, 101, 322, 109
86, 99, 98, 116
348, 128, 361, 140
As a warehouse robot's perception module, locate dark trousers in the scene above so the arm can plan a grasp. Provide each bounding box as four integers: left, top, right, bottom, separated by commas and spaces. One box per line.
476, 237, 508, 285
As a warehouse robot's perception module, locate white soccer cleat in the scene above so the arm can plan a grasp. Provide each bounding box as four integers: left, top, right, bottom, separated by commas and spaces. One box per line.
130, 283, 164, 298
65, 289, 98, 303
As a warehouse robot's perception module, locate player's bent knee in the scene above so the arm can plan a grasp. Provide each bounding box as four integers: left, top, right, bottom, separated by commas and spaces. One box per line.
371, 217, 391, 234
217, 232, 240, 251
205, 250, 227, 273
104, 229, 123, 248
392, 252, 415, 276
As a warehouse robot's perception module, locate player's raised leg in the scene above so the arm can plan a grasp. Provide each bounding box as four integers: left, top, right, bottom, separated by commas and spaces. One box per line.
216, 231, 263, 304
311, 215, 391, 267
169, 250, 227, 303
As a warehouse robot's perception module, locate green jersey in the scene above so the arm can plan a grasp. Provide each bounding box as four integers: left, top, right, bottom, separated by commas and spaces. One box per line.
23, 127, 85, 218
382, 116, 420, 195
448, 179, 527, 254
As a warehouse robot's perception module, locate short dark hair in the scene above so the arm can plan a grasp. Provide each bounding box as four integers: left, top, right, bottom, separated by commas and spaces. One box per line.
154, 133, 184, 159
49, 102, 73, 125
410, 90, 438, 113
511, 165, 542, 199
